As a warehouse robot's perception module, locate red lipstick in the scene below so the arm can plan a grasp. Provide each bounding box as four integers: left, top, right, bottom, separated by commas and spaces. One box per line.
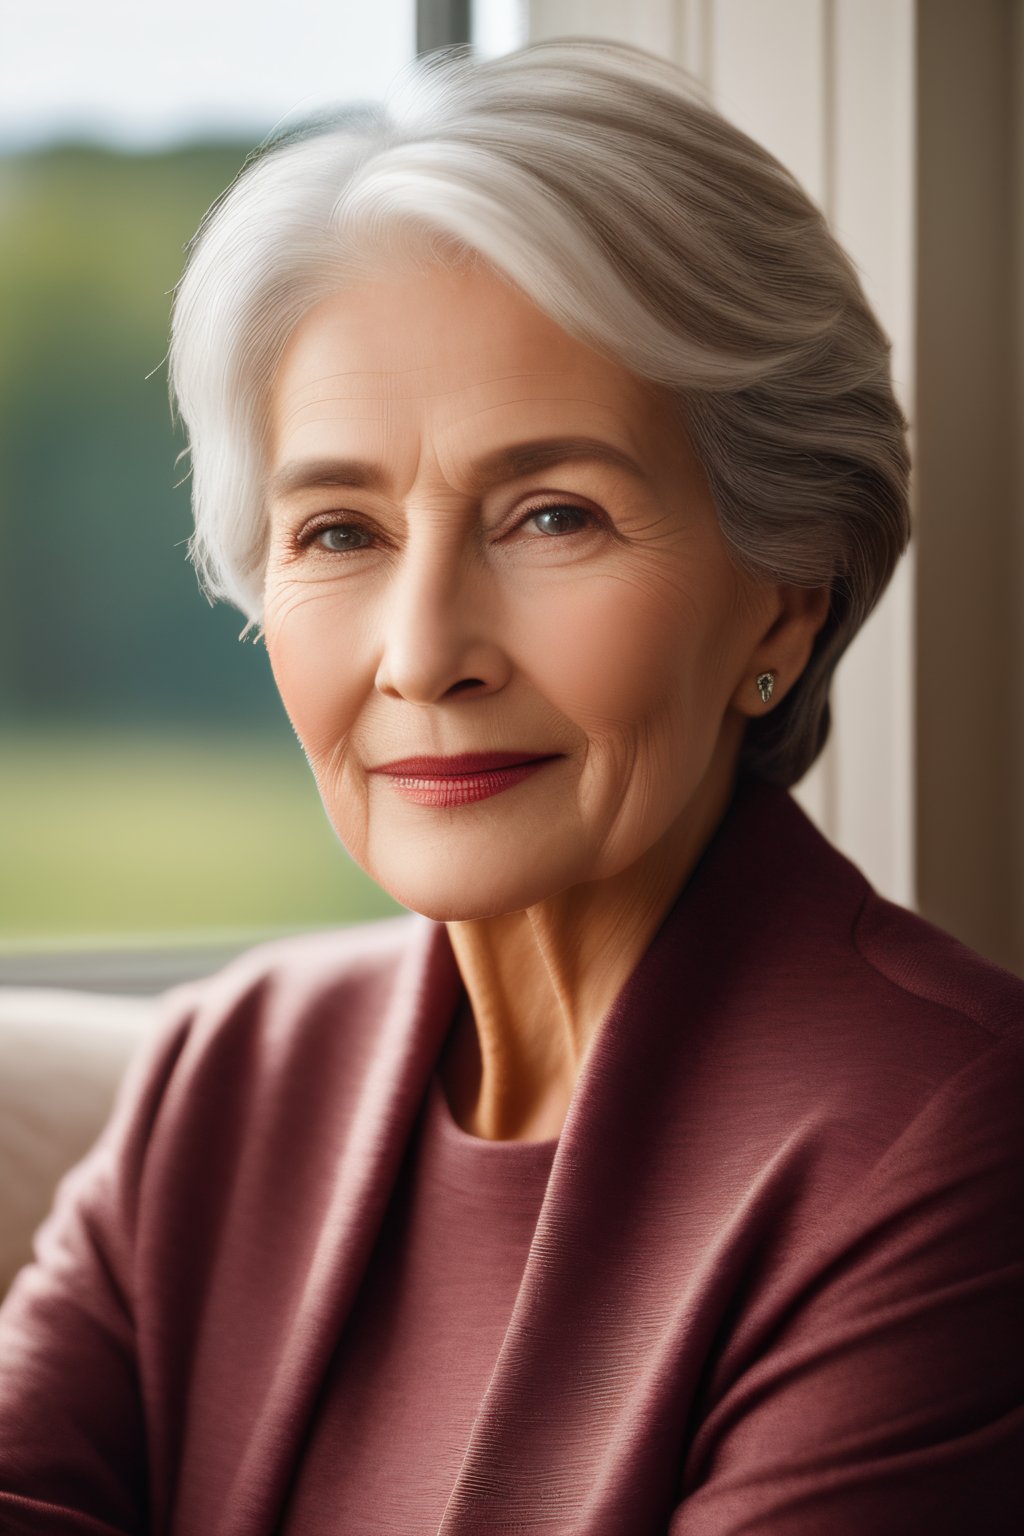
372, 751, 552, 775
370, 751, 560, 807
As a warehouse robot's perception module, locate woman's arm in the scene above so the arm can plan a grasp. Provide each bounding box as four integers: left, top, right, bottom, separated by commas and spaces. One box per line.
670, 1039, 1024, 1535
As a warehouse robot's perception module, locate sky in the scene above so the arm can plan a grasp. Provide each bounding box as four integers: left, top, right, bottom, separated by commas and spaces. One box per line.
1, 0, 525, 150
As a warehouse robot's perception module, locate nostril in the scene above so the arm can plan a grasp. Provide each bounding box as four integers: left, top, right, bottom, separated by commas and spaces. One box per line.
447, 678, 487, 695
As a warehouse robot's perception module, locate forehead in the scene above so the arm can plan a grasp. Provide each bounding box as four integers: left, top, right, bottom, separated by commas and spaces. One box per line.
269, 260, 666, 448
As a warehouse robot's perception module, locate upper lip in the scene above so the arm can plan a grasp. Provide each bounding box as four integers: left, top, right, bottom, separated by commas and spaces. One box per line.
370, 751, 559, 776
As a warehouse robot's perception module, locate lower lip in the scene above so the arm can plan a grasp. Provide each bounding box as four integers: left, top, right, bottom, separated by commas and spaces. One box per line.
375, 758, 555, 807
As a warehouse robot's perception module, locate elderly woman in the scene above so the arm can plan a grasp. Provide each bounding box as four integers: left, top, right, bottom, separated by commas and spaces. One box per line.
1, 38, 1022, 1536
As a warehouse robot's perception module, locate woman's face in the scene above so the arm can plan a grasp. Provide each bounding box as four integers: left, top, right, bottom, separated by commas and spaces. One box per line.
262, 258, 778, 920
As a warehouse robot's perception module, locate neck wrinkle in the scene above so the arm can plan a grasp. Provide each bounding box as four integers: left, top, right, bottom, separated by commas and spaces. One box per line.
444, 755, 744, 1141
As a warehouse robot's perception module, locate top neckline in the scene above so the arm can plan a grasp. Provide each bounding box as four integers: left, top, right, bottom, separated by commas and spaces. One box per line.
427, 1067, 562, 1155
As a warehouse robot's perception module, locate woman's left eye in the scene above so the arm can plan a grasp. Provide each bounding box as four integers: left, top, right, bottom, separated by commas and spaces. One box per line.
524, 504, 597, 537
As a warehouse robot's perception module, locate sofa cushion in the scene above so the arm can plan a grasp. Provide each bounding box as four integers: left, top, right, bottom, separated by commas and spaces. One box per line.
0, 988, 158, 1296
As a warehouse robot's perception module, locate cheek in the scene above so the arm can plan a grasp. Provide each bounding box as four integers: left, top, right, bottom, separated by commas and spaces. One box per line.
510, 570, 712, 733
262, 580, 368, 761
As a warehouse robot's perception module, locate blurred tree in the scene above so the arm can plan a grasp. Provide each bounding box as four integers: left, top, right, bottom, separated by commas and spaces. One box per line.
0, 143, 284, 728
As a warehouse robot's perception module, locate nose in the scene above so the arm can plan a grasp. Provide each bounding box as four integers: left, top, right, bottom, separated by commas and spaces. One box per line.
373, 535, 510, 705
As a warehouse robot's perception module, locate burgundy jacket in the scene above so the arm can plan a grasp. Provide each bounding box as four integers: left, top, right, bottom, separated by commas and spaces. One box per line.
1, 776, 1022, 1534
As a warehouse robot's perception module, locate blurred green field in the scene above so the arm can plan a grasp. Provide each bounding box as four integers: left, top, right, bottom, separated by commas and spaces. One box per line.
0, 728, 405, 944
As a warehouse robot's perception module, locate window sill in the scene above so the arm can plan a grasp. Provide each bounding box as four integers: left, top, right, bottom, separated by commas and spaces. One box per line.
0, 930, 324, 995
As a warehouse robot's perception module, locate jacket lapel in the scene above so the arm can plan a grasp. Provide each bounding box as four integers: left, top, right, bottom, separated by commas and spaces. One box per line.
170, 914, 463, 1535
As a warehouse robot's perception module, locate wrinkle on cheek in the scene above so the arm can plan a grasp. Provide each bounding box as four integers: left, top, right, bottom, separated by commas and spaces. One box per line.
314, 735, 355, 802
578, 714, 680, 865
262, 581, 343, 632
593, 692, 727, 870
263, 581, 374, 763
615, 716, 677, 824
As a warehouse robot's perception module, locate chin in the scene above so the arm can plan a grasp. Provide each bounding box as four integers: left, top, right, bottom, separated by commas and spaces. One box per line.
366, 850, 582, 924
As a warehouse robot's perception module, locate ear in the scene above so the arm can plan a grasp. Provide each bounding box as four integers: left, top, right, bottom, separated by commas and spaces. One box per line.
730, 583, 832, 719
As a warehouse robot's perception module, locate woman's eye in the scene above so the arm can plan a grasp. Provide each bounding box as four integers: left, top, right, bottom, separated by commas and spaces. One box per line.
526, 504, 596, 537
310, 523, 372, 552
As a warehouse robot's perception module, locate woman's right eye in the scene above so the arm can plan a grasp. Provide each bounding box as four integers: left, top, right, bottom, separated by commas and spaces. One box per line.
308, 523, 372, 553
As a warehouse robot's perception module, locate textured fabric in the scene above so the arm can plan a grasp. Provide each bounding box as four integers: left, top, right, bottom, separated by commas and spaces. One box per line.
279, 1071, 557, 1534
0, 776, 1022, 1535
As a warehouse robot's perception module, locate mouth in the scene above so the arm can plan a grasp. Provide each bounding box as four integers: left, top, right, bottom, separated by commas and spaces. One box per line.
368, 752, 562, 807
370, 751, 560, 777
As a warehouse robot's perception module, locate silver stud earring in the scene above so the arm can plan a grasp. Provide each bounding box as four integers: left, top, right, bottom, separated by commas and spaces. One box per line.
756, 671, 776, 704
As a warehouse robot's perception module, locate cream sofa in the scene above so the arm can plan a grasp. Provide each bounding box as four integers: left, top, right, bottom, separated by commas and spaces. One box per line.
0, 988, 160, 1297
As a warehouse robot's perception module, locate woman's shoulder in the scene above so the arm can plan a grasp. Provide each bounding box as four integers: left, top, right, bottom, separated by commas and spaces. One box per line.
851, 885, 1024, 1050
59, 911, 447, 1249
123, 912, 433, 1112
178, 911, 426, 1019
741, 778, 1024, 1053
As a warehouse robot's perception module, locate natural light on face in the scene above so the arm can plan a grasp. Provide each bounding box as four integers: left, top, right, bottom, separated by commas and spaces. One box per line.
261, 257, 774, 922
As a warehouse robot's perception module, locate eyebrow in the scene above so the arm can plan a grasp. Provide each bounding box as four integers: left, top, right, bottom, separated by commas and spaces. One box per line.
265, 436, 647, 502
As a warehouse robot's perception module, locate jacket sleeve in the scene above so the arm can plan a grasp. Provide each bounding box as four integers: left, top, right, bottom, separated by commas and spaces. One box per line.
670, 1038, 1024, 1536
0, 982, 201, 1536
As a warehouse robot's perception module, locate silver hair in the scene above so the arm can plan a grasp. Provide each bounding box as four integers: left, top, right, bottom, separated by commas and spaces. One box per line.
169, 38, 910, 788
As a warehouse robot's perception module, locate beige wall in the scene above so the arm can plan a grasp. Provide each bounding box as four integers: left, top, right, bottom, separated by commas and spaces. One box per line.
914, 0, 1024, 975
526, 0, 1024, 975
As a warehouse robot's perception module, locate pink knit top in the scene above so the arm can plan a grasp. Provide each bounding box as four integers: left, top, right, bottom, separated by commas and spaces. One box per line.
280, 1072, 557, 1533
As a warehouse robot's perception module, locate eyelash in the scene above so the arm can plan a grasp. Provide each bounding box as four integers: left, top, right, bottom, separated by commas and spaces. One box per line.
291, 501, 602, 555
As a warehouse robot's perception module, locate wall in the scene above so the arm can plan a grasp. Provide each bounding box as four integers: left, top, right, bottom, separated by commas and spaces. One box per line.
914, 0, 1024, 974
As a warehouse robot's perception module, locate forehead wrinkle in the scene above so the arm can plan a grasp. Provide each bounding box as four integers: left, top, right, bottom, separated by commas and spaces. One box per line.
436, 396, 632, 466
376, 370, 598, 411
437, 395, 652, 467
282, 359, 621, 401
276, 376, 645, 442
278, 408, 383, 437
271, 407, 381, 460
275, 387, 387, 423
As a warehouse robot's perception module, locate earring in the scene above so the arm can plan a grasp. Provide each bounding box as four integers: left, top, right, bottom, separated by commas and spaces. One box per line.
756, 670, 776, 704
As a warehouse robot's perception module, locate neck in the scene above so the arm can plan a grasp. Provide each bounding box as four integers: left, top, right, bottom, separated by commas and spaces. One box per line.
442, 758, 741, 1141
